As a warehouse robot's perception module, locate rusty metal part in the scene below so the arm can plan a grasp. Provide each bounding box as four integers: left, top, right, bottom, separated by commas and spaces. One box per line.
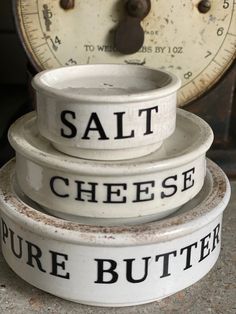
114, 0, 151, 54
59, 0, 75, 10
126, 0, 151, 19
114, 17, 144, 54
197, 0, 211, 14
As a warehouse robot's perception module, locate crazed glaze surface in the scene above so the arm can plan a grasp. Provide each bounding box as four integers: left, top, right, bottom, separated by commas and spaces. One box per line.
0, 159, 230, 243
8, 109, 213, 221
33, 64, 181, 160
0, 159, 231, 306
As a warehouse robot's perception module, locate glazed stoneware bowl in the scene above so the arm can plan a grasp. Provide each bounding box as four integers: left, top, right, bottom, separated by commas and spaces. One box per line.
8, 109, 213, 223
0, 159, 230, 306
32, 64, 181, 160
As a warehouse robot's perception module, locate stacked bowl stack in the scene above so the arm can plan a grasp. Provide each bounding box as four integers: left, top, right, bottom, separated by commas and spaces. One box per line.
0, 64, 231, 307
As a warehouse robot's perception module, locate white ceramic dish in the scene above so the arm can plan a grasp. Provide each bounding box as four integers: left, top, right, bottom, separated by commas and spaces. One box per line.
8, 109, 213, 223
32, 64, 181, 160
0, 159, 230, 306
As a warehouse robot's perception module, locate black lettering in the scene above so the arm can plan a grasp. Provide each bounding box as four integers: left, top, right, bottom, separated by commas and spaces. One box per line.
161, 175, 177, 199
50, 176, 69, 198
124, 257, 151, 283
94, 259, 118, 284
49, 250, 70, 279
103, 183, 127, 203
1, 218, 8, 244
199, 233, 211, 262
155, 251, 177, 278
9, 229, 23, 259
60, 110, 77, 138
26, 240, 46, 273
212, 223, 221, 252
180, 242, 198, 270
75, 181, 98, 203
182, 168, 195, 191
97, 45, 106, 51
82, 113, 109, 140
114, 112, 135, 139
138, 106, 158, 135
133, 181, 155, 202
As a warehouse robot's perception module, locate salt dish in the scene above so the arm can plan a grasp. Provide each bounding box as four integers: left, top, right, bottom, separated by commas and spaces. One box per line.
32, 64, 181, 160
0, 159, 230, 306
8, 109, 213, 223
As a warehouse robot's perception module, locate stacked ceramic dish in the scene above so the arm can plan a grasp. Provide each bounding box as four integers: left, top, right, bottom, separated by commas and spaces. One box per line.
0, 64, 231, 306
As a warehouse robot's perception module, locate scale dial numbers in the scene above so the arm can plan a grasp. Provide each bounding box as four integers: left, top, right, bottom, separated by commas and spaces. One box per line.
14, 0, 236, 106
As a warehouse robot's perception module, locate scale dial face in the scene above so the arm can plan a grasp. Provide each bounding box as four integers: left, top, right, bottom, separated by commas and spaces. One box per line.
14, 0, 236, 106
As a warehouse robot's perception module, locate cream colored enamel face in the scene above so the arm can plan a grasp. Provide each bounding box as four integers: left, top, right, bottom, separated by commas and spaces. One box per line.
15, 0, 235, 106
